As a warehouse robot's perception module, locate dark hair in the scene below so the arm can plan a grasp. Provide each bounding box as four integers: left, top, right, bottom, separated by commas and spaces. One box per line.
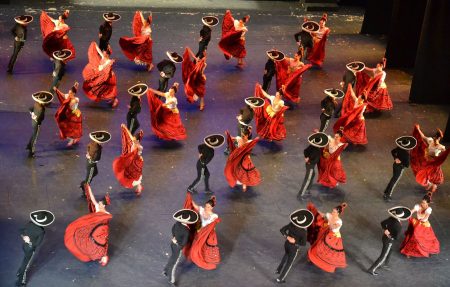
61, 13, 68, 20
206, 196, 216, 207
242, 15, 250, 23
277, 88, 284, 97
241, 127, 251, 137
104, 47, 112, 56
423, 192, 432, 203
320, 13, 328, 23
336, 130, 343, 137
360, 94, 366, 101
335, 202, 347, 214
171, 84, 178, 93
136, 130, 144, 142
434, 129, 443, 140
70, 86, 77, 94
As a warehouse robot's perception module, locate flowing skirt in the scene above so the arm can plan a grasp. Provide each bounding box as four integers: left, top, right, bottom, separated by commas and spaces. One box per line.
400, 218, 440, 257
119, 35, 153, 65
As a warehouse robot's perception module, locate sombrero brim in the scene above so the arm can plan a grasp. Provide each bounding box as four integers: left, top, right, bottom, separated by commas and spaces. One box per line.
266, 50, 285, 61
32, 91, 53, 104
14, 15, 33, 24
204, 134, 225, 148
89, 131, 111, 144
388, 206, 412, 221
290, 209, 314, 228
346, 61, 365, 72
308, 132, 329, 148
202, 16, 219, 27
52, 49, 72, 61
103, 13, 121, 22
245, 97, 265, 108
302, 21, 320, 32
30, 210, 55, 227
324, 89, 344, 99
166, 51, 183, 63
173, 209, 199, 224
128, 83, 148, 96
395, 136, 417, 150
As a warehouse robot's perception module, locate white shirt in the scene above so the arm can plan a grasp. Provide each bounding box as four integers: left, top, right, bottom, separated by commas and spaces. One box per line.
141, 25, 151, 36
327, 136, 344, 154
326, 213, 342, 233
199, 207, 218, 228
413, 204, 432, 222
164, 95, 178, 110
234, 20, 248, 35
426, 137, 445, 157
268, 95, 284, 113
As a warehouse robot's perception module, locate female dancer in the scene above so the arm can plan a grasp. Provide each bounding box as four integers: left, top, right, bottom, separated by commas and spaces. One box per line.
182, 47, 207, 110
119, 11, 153, 71
317, 130, 348, 188
54, 82, 82, 147
147, 83, 187, 140
307, 14, 330, 67
411, 124, 449, 192
40, 10, 75, 61
218, 10, 249, 67
307, 202, 347, 273
112, 124, 144, 195
400, 193, 440, 257
82, 42, 118, 108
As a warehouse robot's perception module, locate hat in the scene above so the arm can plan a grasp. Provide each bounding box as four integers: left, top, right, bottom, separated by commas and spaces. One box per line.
346, 61, 365, 72
128, 83, 148, 97
308, 132, 329, 148
52, 49, 72, 61
245, 97, 265, 108
395, 136, 417, 150
173, 209, 199, 224
388, 206, 412, 221
202, 16, 219, 27
204, 134, 225, 148
290, 209, 314, 228
266, 50, 285, 61
89, 131, 111, 144
302, 21, 320, 33
32, 91, 53, 104
30, 210, 55, 227
14, 15, 33, 25
166, 51, 183, 63
103, 12, 121, 22
324, 88, 344, 99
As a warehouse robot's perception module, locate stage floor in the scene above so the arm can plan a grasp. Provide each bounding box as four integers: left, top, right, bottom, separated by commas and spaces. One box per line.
0, 1, 449, 286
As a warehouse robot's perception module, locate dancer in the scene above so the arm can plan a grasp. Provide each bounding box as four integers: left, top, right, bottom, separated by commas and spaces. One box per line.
182, 47, 207, 110
275, 209, 313, 283
411, 124, 449, 192
400, 193, 440, 257
367, 206, 411, 276
317, 130, 348, 188
26, 91, 53, 158
297, 132, 329, 200
224, 129, 261, 192
54, 82, 82, 147
187, 134, 224, 194
196, 16, 219, 59
16, 210, 55, 287
50, 49, 72, 93
306, 14, 330, 67
307, 202, 347, 273
147, 83, 187, 141
82, 42, 118, 108
40, 10, 75, 61
253, 83, 289, 141
119, 11, 153, 71
335, 61, 364, 118
99, 12, 121, 52
218, 10, 250, 67
7, 15, 33, 73
163, 209, 199, 285
126, 83, 147, 135
319, 88, 342, 132
383, 136, 416, 201
157, 51, 183, 92
238, 97, 262, 136
113, 124, 144, 196
294, 19, 314, 59
65, 184, 112, 266
263, 50, 284, 92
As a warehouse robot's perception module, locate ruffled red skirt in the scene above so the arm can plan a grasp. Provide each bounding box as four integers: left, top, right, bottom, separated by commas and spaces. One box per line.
189, 221, 221, 270
218, 31, 246, 59
82, 65, 117, 102
308, 226, 347, 272
224, 139, 261, 187
119, 35, 153, 65
318, 154, 346, 188
415, 164, 445, 186
112, 149, 143, 188
55, 102, 82, 139
365, 87, 393, 113
400, 218, 440, 257
42, 29, 76, 61
307, 35, 327, 67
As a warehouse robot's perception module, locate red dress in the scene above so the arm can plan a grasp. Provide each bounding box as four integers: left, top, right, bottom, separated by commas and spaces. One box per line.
333, 103, 368, 145
275, 60, 312, 103
54, 89, 82, 140
182, 48, 206, 103
307, 203, 347, 273
340, 84, 355, 117
254, 83, 289, 141
317, 143, 348, 188
82, 42, 117, 103
410, 125, 450, 186
119, 11, 153, 67
355, 71, 392, 112
146, 90, 187, 141
218, 10, 246, 59
40, 11, 76, 61
307, 28, 330, 67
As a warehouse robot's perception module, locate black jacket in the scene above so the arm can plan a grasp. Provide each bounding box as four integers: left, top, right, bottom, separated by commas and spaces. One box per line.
29, 103, 46, 125
239, 105, 254, 125
381, 216, 402, 240
99, 21, 112, 41
280, 223, 307, 247
87, 142, 102, 162
53, 60, 66, 79
321, 96, 336, 116
128, 96, 141, 116
157, 60, 176, 78
172, 222, 190, 247
198, 143, 214, 165
199, 25, 212, 44
11, 24, 27, 41
264, 59, 276, 79
20, 222, 45, 249
294, 30, 313, 48
304, 145, 321, 166
391, 147, 410, 168
342, 69, 356, 92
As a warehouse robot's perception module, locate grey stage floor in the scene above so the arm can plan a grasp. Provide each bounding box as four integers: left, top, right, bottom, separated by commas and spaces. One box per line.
0, 1, 449, 287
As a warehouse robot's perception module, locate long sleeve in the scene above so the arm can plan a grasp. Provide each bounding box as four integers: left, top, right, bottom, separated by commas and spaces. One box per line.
280, 224, 289, 236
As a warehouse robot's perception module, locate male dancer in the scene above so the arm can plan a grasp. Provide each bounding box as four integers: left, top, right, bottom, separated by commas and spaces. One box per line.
8, 15, 33, 74
196, 16, 218, 59
383, 136, 416, 201
294, 19, 314, 59
157, 51, 182, 93
335, 61, 363, 118
99, 12, 121, 52
50, 49, 72, 92
319, 89, 342, 132
16, 210, 55, 287
262, 50, 284, 92
26, 92, 53, 158
126, 83, 148, 135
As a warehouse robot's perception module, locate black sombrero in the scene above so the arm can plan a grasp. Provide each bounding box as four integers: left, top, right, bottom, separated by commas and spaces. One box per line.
245, 97, 265, 108
388, 206, 412, 221
266, 50, 285, 61
14, 15, 33, 25
395, 136, 417, 150
103, 12, 121, 22
30, 210, 55, 227
290, 209, 314, 228
324, 88, 344, 99
89, 131, 111, 144
32, 91, 53, 104
308, 132, 329, 148
202, 16, 219, 27
128, 83, 148, 97
53, 49, 72, 61
204, 134, 225, 148
302, 21, 320, 33
173, 209, 199, 224
166, 51, 183, 63
346, 61, 365, 72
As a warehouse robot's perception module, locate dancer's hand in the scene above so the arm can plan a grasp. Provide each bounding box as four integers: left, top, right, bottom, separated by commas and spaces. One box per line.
22, 235, 30, 244
394, 159, 401, 164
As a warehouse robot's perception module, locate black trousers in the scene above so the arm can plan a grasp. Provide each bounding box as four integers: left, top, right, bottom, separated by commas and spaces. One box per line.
277, 242, 299, 281
188, 160, 210, 191
384, 163, 405, 197
81, 161, 98, 187
298, 163, 315, 197
127, 113, 140, 135
164, 242, 183, 284
319, 113, 331, 132
368, 235, 394, 273
8, 40, 24, 72
262, 74, 273, 92
16, 244, 36, 285
27, 121, 41, 153
196, 41, 208, 58
99, 39, 109, 52
158, 77, 169, 93
49, 75, 62, 93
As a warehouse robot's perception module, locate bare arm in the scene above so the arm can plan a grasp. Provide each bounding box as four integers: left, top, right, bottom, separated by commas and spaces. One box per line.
416, 125, 427, 142
259, 88, 271, 100
95, 43, 104, 59
86, 184, 99, 208
148, 87, 166, 98
191, 200, 199, 211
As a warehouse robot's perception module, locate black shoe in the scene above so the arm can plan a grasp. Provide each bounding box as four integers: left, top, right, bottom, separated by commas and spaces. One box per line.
187, 187, 197, 194
275, 270, 280, 274
28, 151, 35, 158
276, 278, 286, 284
383, 195, 392, 202
7, 69, 13, 74
367, 269, 379, 276
205, 189, 214, 194
381, 265, 391, 270
168, 280, 176, 286
162, 271, 167, 277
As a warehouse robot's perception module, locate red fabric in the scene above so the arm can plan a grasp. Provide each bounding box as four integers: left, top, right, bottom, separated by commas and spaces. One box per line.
410, 125, 450, 186
307, 202, 325, 245
275, 61, 312, 103
64, 212, 112, 262
182, 48, 206, 103
355, 71, 370, 97
317, 143, 348, 188
225, 131, 237, 153
275, 59, 289, 90
40, 11, 76, 61
307, 30, 329, 66
218, 11, 246, 59
146, 90, 187, 140
333, 104, 368, 145
54, 89, 82, 140
400, 218, 440, 257
341, 84, 355, 117
119, 12, 153, 65
82, 42, 117, 102
224, 138, 261, 187
360, 73, 393, 112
